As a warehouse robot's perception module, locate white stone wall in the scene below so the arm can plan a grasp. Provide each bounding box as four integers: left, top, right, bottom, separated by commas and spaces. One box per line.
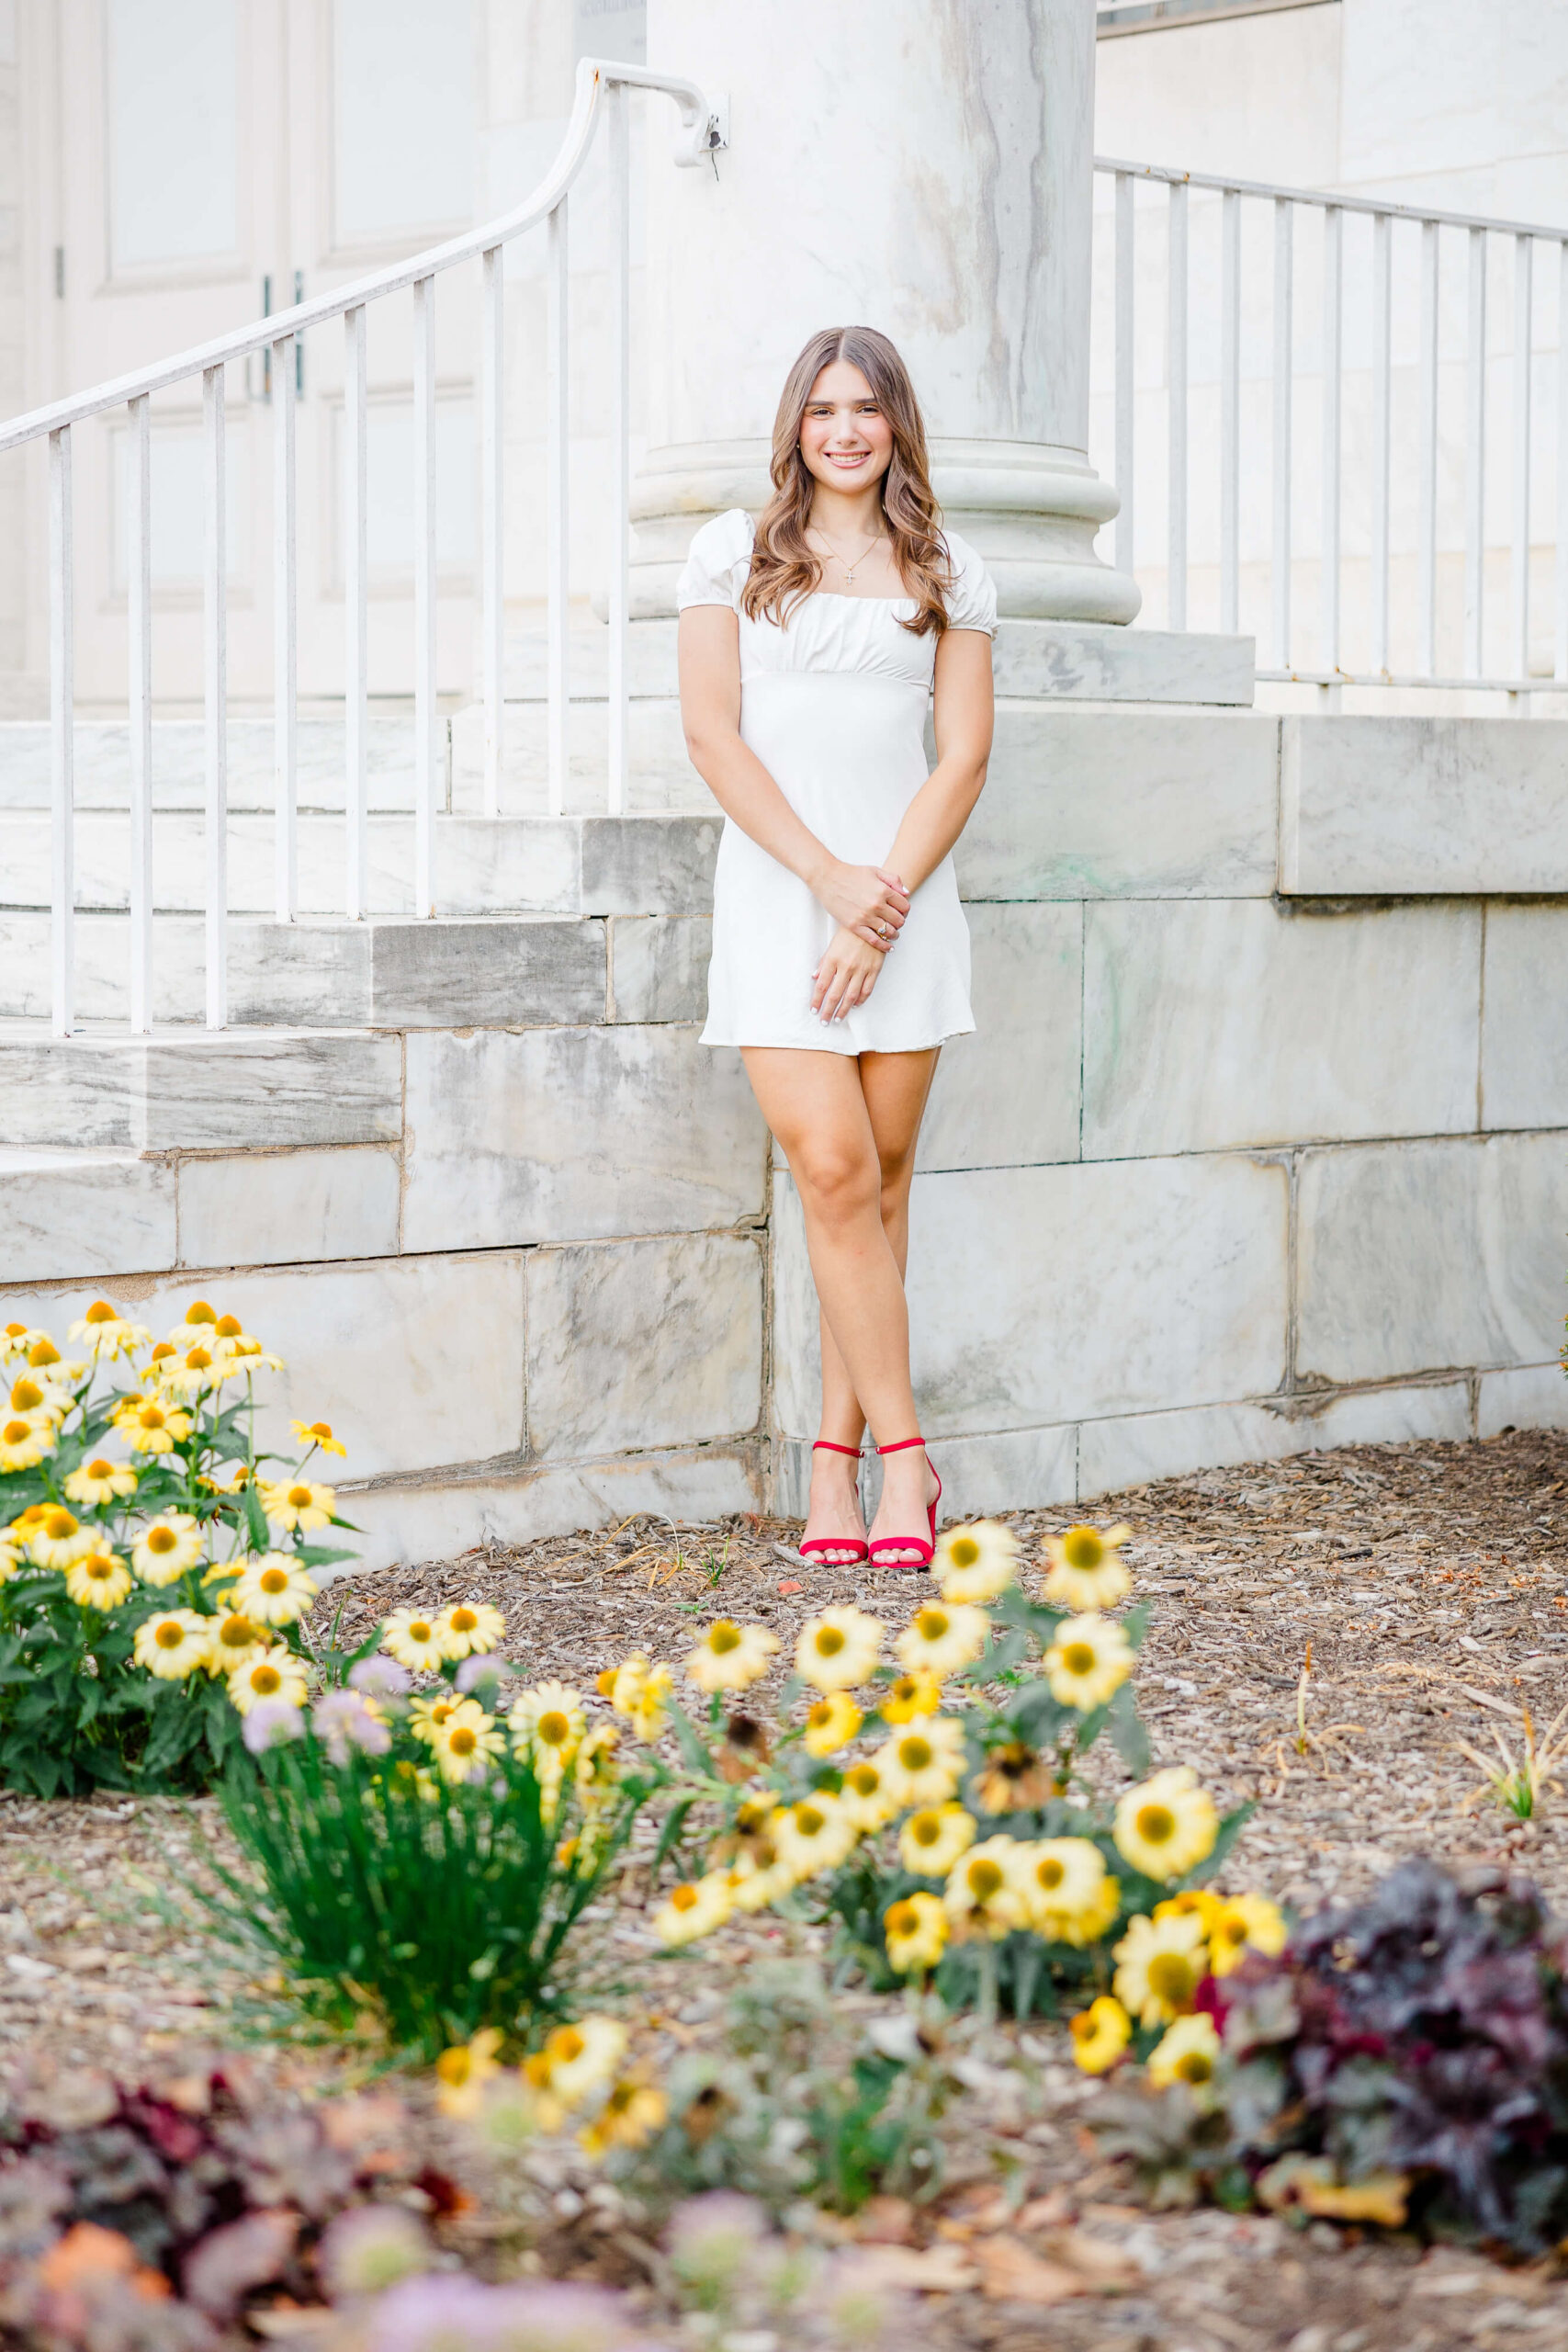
4, 696, 1565, 1570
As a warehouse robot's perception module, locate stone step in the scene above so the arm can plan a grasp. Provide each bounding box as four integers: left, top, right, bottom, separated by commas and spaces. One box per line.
0, 1030, 404, 1151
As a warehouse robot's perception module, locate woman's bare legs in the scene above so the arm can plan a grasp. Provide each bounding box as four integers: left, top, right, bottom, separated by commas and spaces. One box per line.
742, 1046, 941, 1566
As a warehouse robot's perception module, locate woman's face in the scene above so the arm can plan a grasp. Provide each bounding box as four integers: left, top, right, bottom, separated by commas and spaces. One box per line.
798, 358, 894, 496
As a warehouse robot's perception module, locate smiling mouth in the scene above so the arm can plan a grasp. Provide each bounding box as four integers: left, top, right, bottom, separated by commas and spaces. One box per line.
827, 449, 870, 466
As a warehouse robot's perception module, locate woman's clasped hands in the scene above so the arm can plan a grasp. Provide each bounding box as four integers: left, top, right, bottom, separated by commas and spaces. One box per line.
810, 860, 909, 1022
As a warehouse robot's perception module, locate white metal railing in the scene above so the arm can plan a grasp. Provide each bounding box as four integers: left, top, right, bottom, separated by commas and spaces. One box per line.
1092, 157, 1568, 704
1, 59, 726, 1038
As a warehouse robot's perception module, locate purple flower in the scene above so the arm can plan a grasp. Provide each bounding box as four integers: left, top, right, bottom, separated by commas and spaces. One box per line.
243, 1696, 305, 1755
366, 2273, 664, 2352
351, 1656, 412, 1699
316, 2204, 430, 2296
456, 1655, 514, 1698
313, 1688, 392, 1762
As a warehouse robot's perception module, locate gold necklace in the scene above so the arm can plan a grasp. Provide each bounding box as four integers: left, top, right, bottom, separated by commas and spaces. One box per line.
810, 525, 885, 585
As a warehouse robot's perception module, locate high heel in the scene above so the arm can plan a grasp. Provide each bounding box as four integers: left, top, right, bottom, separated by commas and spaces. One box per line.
798, 1440, 869, 1565
866, 1436, 941, 1570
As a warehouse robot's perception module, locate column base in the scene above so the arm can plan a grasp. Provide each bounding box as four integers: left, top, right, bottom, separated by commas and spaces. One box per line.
626, 436, 1142, 625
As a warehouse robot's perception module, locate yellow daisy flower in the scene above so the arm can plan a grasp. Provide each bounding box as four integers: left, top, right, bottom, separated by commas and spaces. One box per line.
62, 1457, 139, 1507
69, 1301, 151, 1359
227, 1648, 309, 1715
893, 1601, 988, 1681
1069, 1995, 1132, 2075
654, 1871, 732, 1946
260, 1478, 335, 1532
1113, 1767, 1219, 1883
625, 1662, 672, 1742
1112, 1909, 1210, 2027
380, 1608, 455, 1672
1043, 1612, 1134, 1712
132, 1609, 212, 1679
685, 1619, 780, 1694
230, 1554, 319, 1626
884, 1890, 949, 1975
724, 1849, 795, 1914
0, 1322, 49, 1363
541, 2015, 627, 2109
154, 1341, 223, 1403
1210, 1893, 1288, 1977
131, 1514, 206, 1587
795, 1605, 884, 1692
435, 1600, 506, 1658
1155, 1887, 1224, 1933
1066, 1869, 1124, 1949
1017, 1837, 1112, 1941
838, 1756, 901, 1833
64, 1552, 135, 1610
770, 1792, 858, 1879
898, 1803, 976, 1878
580, 2075, 667, 2156
290, 1419, 346, 1457
943, 1837, 1029, 1941
434, 2028, 503, 2120
23, 1339, 84, 1386
409, 1692, 462, 1745
175, 1299, 219, 1330
28, 1506, 96, 1569
433, 1704, 506, 1784
873, 1715, 967, 1808
575, 1722, 623, 1804
802, 1690, 862, 1756
8, 1374, 65, 1428
206, 1611, 270, 1675
1147, 2011, 1223, 2096
933, 1520, 1020, 1605
510, 1680, 588, 1769
1043, 1523, 1133, 1612
113, 1395, 193, 1455
0, 1417, 53, 1473
879, 1669, 943, 1724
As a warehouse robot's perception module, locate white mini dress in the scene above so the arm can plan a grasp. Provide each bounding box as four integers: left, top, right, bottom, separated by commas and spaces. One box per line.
675, 508, 998, 1056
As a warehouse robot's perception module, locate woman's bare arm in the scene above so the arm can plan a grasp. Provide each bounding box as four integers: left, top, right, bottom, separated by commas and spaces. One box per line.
678, 604, 910, 945
880, 627, 995, 892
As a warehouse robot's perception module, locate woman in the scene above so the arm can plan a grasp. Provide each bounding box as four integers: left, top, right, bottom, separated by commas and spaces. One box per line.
677, 325, 996, 1570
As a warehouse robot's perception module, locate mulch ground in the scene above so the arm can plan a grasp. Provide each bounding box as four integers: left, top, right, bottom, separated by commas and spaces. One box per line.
6, 1426, 1568, 2349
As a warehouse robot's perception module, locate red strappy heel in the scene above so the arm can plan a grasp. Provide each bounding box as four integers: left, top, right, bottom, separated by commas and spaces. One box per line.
798, 1440, 869, 1565
867, 1437, 942, 1570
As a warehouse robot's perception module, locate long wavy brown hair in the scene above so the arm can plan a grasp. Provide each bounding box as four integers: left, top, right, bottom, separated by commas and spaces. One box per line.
740, 325, 954, 638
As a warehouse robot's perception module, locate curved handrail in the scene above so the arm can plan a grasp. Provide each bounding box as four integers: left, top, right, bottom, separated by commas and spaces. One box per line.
0, 57, 723, 455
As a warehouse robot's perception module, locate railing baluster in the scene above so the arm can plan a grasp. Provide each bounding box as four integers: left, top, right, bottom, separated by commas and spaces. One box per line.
344, 305, 368, 919
1557, 241, 1568, 685
607, 82, 630, 818
273, 333, 298, 922
547, 198, 570, 818
1114, 170, 1134, 578
480, 245, 504, 820
1464, 225, 1487, 679
127, 395, 152, 1034
202, 364, 227, 1029
1167, 178, 1188, 631
1320, 204, 1342, 681
49, 426, 73, 1039
1417, 220, 1439, 678
1220, 187, 1241, 634
1371, 211, 1393, 675
412, 274, 437, 916
1271, 198, 1293, 670
1511, 232, 1533, 693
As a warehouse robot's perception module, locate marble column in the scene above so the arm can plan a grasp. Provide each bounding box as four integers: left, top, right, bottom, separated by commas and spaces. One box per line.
633, 0, 1138, 622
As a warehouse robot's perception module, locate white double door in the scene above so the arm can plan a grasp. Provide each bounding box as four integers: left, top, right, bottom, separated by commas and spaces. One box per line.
44, 0, 481, 714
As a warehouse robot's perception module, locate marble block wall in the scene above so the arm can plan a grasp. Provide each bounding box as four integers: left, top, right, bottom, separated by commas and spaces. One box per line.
4, 707, 1567, 1566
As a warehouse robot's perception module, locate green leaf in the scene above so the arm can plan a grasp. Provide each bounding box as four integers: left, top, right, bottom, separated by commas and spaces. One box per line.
1107, 1682, 1152, 1775
243, 1481, 270, 1555
1183, 1800, 1258, 1888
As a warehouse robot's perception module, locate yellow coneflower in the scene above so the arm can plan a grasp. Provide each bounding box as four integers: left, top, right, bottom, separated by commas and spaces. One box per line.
435, 1600, 506, 1657
943, 1838, 1029, 1941
205, 1611, 270, 1675
510, 1681, 588, 1769
1112, 1910, 1210, 2027
434, 2028, 503, 2120
540, 2015, 627, 2108
884, 1890, 949, 1975
231, 1555, 319, 1627
0, 1322, 49, 1363
8, 1375, 63, 1428
873, 1715, 967, 1808
1042, 1612, 1134, 1712
685, 1620, 780, 1694
132, 1611, 212, 1679
770, 1792, 857, 1879
898, 1803, 976, 1878
1146, 2012, 1223, 2095
112, 1396, 193, 1456
933, 1520, 1020, 1605
1112, 1767, 1219, 1883
802, 1690, 862, 1756
1014, 1837, 1111, 1943
64, 1552, 135, 1611
69, 1301, 151, 1359
432, 1703, 506, 1784
227, 1647, 309, 1716
1068, 1995, 1132, 2075
795, 1605, 885, 1693
62, 1457, 139, 1507
838, 1756, 901, 1832
131, 1515, 206, 1587
879, 1669, 943, 1724
973, 1739, 1053, 1814
580, 2075, 667, 2156
259, 1478, 335, 1532
1043, 1522, 1134, 1612
0, 1417, 52, 1473
289, 1418, 346, 1457
1155, 1887, 1224, 1933
893, 1601, 988, 1681
380, 1609, 455, 1672
409, 1692, 461, 1745
1209, 1893, 1288, 1977
155, 1342, 222, 1403
28, 1506, 96, 1569
654, 1871, 732, 1946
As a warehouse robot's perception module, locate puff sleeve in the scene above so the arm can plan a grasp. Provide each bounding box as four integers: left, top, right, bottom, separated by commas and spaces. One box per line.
942, 529, 998, 637
675, 508, 756, 612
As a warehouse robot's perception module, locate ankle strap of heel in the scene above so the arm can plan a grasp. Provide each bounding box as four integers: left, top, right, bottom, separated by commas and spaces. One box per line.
812, 1440, 863, 1457
876, 1437, 926, 1455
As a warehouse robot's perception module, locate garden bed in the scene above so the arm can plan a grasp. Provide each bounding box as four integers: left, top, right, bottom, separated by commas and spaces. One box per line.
6, 1427, 1568, 2349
